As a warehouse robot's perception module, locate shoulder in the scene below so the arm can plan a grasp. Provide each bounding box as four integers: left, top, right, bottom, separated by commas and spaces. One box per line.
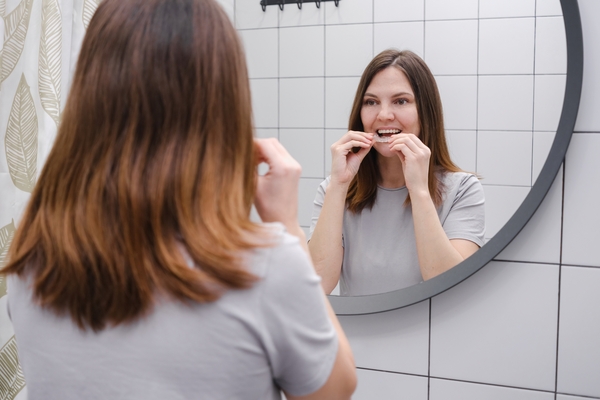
440, 170, 479, 187
250, 223, 319, 285
438, 171, 484, 204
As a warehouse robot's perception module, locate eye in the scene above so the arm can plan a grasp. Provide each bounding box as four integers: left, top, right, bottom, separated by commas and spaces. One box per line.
395, 98, 408, 105
363, 98, 377, 106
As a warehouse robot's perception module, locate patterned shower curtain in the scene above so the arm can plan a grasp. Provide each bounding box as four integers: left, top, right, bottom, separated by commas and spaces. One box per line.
0, 0, 100, 397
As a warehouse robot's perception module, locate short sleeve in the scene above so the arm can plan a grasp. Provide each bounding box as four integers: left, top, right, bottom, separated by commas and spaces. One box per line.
442, 174, 486, 247
258, 231, 339, 397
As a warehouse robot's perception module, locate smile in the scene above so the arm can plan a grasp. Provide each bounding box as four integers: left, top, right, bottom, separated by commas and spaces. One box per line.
374, 129, 401, 142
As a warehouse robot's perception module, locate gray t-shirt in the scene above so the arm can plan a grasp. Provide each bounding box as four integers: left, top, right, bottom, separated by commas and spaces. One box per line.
309, 171, 485, 296
8, 223, 338, 400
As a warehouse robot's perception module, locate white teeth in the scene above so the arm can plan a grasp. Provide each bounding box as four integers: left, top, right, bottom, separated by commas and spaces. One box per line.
377, 129, 401, 134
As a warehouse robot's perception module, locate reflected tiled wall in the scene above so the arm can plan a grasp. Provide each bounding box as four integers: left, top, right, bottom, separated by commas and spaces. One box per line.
232, 0, 567, 242
220, 0, 600, 399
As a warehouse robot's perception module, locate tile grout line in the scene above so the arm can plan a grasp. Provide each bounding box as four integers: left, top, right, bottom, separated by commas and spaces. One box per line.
554, 161, 566, 399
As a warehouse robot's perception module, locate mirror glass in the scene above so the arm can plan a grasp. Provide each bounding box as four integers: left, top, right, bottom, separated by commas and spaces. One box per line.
326, 0, 567, 297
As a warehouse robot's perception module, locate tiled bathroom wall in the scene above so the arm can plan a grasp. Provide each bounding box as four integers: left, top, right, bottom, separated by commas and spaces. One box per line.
221, 0, 600, 399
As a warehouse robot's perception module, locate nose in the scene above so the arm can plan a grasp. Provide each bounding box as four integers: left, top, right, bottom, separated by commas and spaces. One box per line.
377, 104, 394, 121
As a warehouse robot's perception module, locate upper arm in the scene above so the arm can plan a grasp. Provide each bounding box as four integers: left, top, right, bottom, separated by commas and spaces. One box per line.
261, 237, 345, 397
450, 238, 480, 260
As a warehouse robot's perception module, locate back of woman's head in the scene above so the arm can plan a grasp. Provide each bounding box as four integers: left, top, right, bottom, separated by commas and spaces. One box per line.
4, 0, 261, 331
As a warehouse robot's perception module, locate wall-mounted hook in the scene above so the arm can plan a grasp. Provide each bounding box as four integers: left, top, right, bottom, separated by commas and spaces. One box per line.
261, 0, 266, 11
279, 0, 284, 10
315, 0, 320, 8
334, 0, 339, 5
297, 0, 302, 9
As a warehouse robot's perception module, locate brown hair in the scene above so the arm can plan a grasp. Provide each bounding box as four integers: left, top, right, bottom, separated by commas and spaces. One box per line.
346, 49, 461, 213
3, 0, 264, 331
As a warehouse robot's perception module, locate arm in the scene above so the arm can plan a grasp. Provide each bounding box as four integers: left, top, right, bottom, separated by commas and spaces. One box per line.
253, 138, 357, 400
389, 134, 480, 280
307, 131, 374, 293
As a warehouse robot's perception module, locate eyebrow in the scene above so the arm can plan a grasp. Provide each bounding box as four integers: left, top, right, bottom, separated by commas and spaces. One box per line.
364, 91, 414, 98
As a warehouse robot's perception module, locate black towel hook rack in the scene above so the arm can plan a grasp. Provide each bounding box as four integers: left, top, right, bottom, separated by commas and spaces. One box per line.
260, 0, 339, 11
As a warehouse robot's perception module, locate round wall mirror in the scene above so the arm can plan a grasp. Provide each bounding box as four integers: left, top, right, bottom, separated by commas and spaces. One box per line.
328, 0, 584, 315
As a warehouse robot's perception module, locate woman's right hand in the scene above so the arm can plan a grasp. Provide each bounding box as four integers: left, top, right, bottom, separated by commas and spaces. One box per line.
329, 131, 374, 186
254, 138, 302, 230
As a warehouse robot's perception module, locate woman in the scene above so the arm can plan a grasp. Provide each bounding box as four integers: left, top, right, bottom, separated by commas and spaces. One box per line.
4, 0, 356, 399
308, 50, 485, 296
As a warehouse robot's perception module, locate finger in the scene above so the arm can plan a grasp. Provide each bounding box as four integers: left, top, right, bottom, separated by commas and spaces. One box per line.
337, 131, 373, 146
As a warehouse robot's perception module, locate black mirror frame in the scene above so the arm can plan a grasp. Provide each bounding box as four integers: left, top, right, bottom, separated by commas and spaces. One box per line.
329, 0, 584, 315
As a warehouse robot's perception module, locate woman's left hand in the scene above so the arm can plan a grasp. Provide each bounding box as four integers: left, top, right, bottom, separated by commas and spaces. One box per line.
388, 133, 431, 195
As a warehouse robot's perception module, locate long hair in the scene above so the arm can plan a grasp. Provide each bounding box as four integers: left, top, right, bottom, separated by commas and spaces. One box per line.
346, 49, 461, 213
3, 0, 263, 331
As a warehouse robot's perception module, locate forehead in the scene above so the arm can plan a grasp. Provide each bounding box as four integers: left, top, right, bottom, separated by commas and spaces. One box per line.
365, 67, 413, 96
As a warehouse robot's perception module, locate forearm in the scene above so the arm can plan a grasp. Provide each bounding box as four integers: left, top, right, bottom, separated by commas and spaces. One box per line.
307, 183, 348, 293
410, 190, 465, 280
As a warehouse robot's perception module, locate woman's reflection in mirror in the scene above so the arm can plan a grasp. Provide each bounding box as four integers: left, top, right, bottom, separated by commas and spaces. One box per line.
308, 49, 485, 296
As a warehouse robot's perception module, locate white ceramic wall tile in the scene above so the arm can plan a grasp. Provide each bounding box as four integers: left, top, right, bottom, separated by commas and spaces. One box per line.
478, 18, 535, 75
324, 0, 373, 25
573, 0, 600, 132
325, 24, 373, 77
477, 131, 533, 186
240, 29, 278, 79
535, 17, 567, 74
425, 0, 478, 20
537, 0, 563, 16
374, 21, 424, 58
497, 170, 562, 264
431, 261, 559, 391
279, 26, 324, 77
353, 369, 428, 400
435, 75, 477, 130
478, 75, 534, 131
235, 0, 278, 29
279, 78, 324, 128
374, 0, 424, 23
557, 266, 600, 398
556, 395, 595, 400
299, 178, 323, 227
325, 77, 360, 129
532, 131, 556, 183
430, 378, 555, 400
279, 129, 325, 178
215, 0, 234, 22
482, 185, 530, 240
534, 75, 567, 132
325, 129, 346, 175
479, 0, 535, 18
445, 130, 477, 172
250, 79, 279, 128
279, 2, 325, 27
424, 20, 478, 75
337, 300, 430, 375
563, 134, 600, 267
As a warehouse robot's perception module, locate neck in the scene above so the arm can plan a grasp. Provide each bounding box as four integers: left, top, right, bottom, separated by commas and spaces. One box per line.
377, 155, 405, 188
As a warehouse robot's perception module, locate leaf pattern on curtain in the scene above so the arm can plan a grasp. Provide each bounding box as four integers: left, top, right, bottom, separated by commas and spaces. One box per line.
39, 0, 62, 127
5, 74, 38, 193
0, 219, 16, 298
82, 0, 101, 29
0, 336, 26, 400
0, 0, 34, 83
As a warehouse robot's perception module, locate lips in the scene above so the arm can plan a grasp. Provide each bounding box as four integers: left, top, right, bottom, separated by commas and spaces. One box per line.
374, 129, 401, 143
